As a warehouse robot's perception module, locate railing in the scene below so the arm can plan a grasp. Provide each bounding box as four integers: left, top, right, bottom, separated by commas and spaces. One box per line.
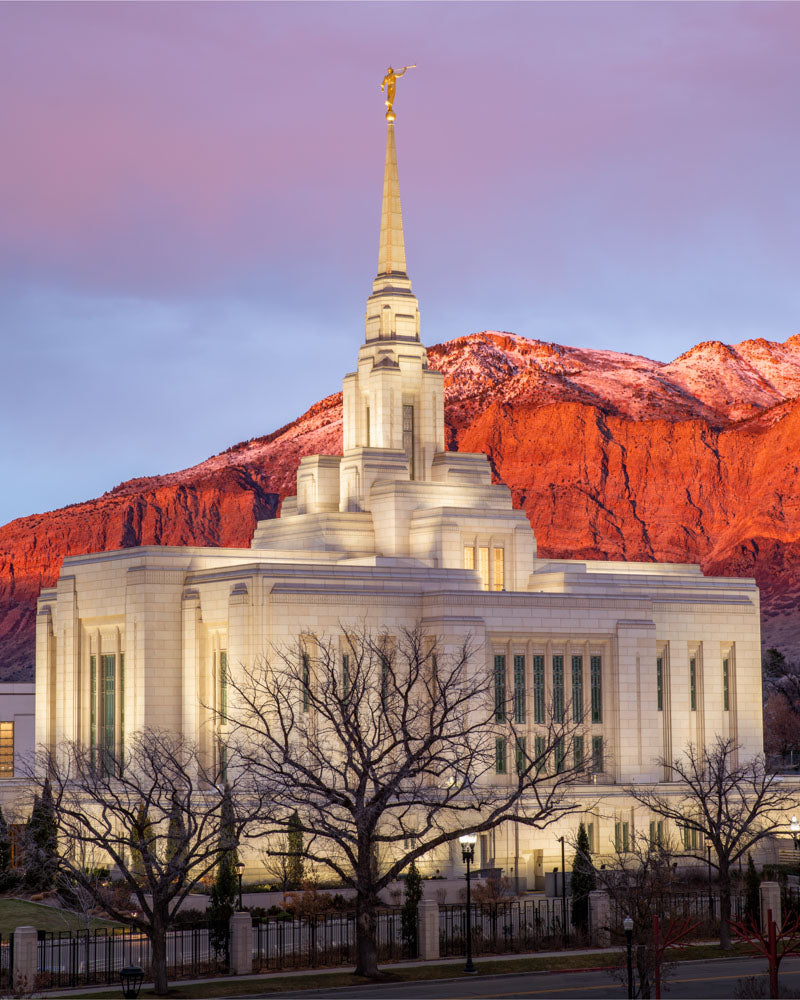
609, 891, 747, 934
0, 934, 11, 992
439, 898, 578, 957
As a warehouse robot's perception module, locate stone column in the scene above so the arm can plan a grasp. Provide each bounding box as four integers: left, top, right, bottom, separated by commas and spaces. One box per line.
759, 881, 781, 935
417, 900, 439, 960
13, 925, 38, 993
589, 890, 611, 947
229, 911, 253, 976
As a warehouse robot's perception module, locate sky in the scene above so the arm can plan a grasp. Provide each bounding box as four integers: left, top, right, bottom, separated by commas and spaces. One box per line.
1, 1, 799, 526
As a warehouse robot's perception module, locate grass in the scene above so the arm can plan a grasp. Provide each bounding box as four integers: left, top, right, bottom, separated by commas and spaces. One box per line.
61, 941, 754, 998
0, 898, 118, 935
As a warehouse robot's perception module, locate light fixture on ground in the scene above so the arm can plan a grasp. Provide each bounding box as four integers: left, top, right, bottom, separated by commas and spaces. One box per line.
235, 860, 245, 911
120, 965, 144, 999
458, 833, 477, 975
623, 915, 634, 999
791, 816, 800, 851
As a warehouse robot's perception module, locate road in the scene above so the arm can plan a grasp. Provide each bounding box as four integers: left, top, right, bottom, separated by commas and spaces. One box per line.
255, 955, 800, 999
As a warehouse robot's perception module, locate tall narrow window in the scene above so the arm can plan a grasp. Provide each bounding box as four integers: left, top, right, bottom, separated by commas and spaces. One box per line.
479, 547, 490, 590
589, 655, 603, 723
0, 723, 14, 777
534, 735, 546, 774
722, 658, 730, 712
101, 653, 115, 771
587, 822, 595, 852
494, 655, 506, 722
690, 657, 697, 711
615, 821, 630, 853
555, 738, 566, 774
552, 655, 564, 722
301, 652, 310, 712
219, 743, 228, 783
402, 404, 415, 479
341, 653, 350, 698
365, 406, 371, 447
492, 548, 505, 592
515, 736, 527, 775
573, 735, 584, 771
120, 652, 125, 763
90, 654, 97, 751
656, 656, 663, 711
463, 545, 475, 571
649, 820, 664, 847
533, 655, 545, 724
380, 653, 390, 710
513, 655, 526, 724
591, 735, 604, 773
495, 737, 507, 774
572, 655, 584, 723
220, 650, 228, 723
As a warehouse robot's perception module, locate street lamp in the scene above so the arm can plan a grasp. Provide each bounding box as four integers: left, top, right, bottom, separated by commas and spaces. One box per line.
120, 965, 144, 999
234, 860, 245, 911
623, 915, 634, 999
706, 844, 714, 919
459, 833, 477, 975
791, 816, 800, 851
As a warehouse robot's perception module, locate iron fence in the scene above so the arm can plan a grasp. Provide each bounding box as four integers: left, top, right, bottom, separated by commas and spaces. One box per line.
0, 934, 11, 992
439, 898, 576, 957
609, 891, 747, 936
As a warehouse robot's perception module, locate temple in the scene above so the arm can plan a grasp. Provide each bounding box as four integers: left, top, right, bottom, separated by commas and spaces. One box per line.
33, 105, 764, 881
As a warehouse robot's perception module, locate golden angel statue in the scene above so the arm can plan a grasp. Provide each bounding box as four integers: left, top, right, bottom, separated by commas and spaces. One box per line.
381, 65, 416, 120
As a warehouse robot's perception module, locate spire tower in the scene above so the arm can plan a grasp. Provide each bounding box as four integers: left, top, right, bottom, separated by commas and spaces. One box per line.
377, 122, 406, 277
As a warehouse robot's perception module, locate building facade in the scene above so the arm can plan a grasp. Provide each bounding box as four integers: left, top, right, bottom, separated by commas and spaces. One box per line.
35, 112, 764, 880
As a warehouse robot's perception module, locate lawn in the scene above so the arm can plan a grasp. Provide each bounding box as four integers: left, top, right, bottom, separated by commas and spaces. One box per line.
67, 942, 753, 998
0, 898, 118, 935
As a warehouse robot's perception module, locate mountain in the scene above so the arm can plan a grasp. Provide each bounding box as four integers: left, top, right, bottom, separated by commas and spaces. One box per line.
2, 330, 800, 681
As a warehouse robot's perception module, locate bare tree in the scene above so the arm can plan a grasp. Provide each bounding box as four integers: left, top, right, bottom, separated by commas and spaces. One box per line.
626, 738, 796, 949
35, 730, 262, 996
229, 623, 586, 977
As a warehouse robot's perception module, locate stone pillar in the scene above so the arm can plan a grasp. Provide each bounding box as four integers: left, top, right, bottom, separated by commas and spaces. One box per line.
13, 925, 38, 993
229, 911, 252, 976
589, 891, 611, 947
760, 881, 781, 935
417, 900, 439, 960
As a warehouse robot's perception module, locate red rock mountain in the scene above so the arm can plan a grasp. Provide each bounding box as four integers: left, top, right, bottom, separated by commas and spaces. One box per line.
2, 330, 800, 681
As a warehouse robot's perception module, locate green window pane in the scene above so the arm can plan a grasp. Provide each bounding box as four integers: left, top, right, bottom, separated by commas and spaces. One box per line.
555, 738, 566, 774
220, 651, 228, 723
572, 655, 583, 723
494, 655, 506, 722
552, 655, 564, 722
513, 654, 526, 724
120, 652, 125, 764
90, 655, 97, 750
534, 735, 546, 774
690, 658, 696, 711
590, 655, 602, 723
341, 653, 350, 698
574, 735, 584, 771
101, 653, 115, 774
495, 737, 507, 774
592, 735, 603, 773
723, 658, 729, 712
656, 656, 663, 712
302, 653, 310, 712
515, 736, 526, 775
533, 655, 545, 724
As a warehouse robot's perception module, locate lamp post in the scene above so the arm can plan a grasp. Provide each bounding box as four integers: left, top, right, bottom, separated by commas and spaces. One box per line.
558, 836, 568, 946
234, 860, 245, 912
120, 965, 144, 999
791, 816, 800, 851
623, 915, 634, 999
459, 833, 477, 975
706, 845, 713, 919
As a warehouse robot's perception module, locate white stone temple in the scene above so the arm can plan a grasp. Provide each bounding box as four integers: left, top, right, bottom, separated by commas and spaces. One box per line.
34, 108, 765, 881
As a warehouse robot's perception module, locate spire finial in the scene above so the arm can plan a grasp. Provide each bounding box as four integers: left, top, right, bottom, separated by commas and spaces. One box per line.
380, 64, 416, 121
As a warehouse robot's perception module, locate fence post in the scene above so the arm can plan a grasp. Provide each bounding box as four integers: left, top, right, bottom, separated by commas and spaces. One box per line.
760, 882, 781, 936
13, 926, 37, 993
417, 900, 439, 961
229, 911, 252, 976
589, 891, 611, 947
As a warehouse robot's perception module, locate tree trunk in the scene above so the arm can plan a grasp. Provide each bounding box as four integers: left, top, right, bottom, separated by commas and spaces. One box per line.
150, 909, 170, 996
719, 860, 732, 950
354, 888, 380, 977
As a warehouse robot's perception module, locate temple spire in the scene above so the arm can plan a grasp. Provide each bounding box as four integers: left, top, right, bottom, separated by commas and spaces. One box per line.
377, 122, 406, 277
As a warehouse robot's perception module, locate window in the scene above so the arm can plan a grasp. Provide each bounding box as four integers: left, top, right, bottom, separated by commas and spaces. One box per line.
533, 655, 545, 724
301, 652, 310, 712
555, 738, 566, 774
515, 736, 527, 775
682, 823, 701, 851
587, 822, 595, 852
572, 655, 583, 723
615, 820, 630, 853
723, 657, 730, 712
101, 653, 115, 772
402, 404, 415, 478
590, 655, 603, 723
657, 656, 663, 712
690, 657, 697, 711
220, 650, 228, 723
493, 548, 504, 592
591, 735, 604, 773
479, 547, 490, 590
0, 723, 13, 777
534, 735, 546, 774
380, 653, 390, 710
553, 655, 564, 722
513, 655, 526, 724
90, 654, 97, 750
365, 405, 371, 447
494, 655, 506, 722
495, 737, 507, 774
219, 743, 228, 783
463, 545, 475, 571
649, 820, 664, 847
341, 653, 350, 698
120, 652, 125, 761
574, 735, 584, 771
